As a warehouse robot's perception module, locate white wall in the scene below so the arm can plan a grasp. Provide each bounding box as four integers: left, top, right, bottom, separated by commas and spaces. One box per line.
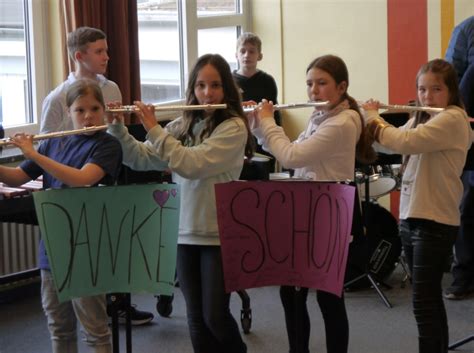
252, 0, 474, 140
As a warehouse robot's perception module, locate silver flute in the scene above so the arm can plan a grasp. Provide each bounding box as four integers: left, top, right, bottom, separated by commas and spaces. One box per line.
243, 101, 329, 113
0, 126, 108, 147
359, 101, 444, 113
379, 103, 444, 113
106, 103, 228, 114
107, 101, 330, 114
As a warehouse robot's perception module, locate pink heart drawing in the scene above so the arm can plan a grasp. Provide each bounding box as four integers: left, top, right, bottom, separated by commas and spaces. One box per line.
153, 190, 170, 208
171, 189, 177, 197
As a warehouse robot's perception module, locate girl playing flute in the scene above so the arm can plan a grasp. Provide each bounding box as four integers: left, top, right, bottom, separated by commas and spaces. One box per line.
362, 58, 472, 353
250, 54, 375, 353
0, 79, 122, 353
106, 53, 253, 353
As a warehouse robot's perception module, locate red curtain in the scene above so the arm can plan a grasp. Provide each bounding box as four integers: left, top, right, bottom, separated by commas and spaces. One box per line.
59, 0, 76, 75
59, 0, 141, 105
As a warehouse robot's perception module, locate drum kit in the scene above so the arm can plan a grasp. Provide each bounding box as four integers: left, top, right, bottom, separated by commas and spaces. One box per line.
355, 163, 400, 200
345, 112, 412, 307
354, 111, 408, 202
344, 155, 406, 308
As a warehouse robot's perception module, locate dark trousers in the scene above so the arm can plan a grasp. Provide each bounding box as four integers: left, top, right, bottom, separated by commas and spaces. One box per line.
452, 171, 474, 289
399, 219, 458, 353
280, 286, 349, 353
176, 244, 247, 353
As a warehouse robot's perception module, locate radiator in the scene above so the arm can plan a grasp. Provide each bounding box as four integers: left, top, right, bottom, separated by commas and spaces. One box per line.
0, 222, 40, 276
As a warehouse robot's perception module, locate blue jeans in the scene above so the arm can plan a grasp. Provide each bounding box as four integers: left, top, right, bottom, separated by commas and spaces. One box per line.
177, 244, 247, 353
280, 286, 348, 353
41, 270, 111, 353
399, 219, 458, 353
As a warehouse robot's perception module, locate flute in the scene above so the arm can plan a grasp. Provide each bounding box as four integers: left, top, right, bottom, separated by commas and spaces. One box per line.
106, 102, 329, 114
0, 125, 108, 147
243, 101, 329, 113
359, 101, 444, 114
379, 103, 443, 113
106, 103, 228, 113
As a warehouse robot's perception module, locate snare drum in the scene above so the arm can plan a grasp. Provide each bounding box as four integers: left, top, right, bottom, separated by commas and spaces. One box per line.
356, 165, 399, 200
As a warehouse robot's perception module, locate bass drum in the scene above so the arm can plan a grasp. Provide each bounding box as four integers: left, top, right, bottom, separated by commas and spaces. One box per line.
366, 202, 402, 279
345, 202, 402, 289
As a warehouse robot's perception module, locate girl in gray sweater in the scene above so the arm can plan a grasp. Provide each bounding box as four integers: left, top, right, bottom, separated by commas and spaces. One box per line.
107, 54, 254, 353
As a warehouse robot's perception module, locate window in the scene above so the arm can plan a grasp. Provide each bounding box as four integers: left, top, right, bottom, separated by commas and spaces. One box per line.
196, 0, 239, 17
137, 0, 181, 104
197, 26, 239, 70
137, 0, 250, 105
0, 0, 49, 134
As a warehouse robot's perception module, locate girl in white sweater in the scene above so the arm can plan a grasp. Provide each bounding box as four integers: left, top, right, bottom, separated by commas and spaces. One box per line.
107, 54, 254, 353
251, 54, 375, 353
363, 59, 472, 353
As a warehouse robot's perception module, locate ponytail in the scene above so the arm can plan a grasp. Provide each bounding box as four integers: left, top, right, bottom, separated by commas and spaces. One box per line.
345, 94, 377, 165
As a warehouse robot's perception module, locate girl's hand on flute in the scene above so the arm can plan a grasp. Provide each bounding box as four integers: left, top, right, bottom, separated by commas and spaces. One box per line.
256, 99, 275, 121
361, 99, 385, 141
134, 101, 158, 132
105, 101, 125, 124
10, 133, 37, 160
243, 100, 259, 129
242, 100, 257, 109
361, 99, 381, 112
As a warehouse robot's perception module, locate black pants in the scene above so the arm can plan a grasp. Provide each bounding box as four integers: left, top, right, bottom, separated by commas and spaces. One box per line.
177, 245, 246, 353
280, 286, 348, 353
452, 171, 474, 289
400, 218, 458, 353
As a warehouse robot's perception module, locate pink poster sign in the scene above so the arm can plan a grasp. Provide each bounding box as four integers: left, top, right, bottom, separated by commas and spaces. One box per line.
215, 181, 355, 297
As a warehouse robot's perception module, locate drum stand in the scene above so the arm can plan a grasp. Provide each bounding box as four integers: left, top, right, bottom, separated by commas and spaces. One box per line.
109, 293, 132, 353
449, 335, 474, 350
344, 166, 393, 308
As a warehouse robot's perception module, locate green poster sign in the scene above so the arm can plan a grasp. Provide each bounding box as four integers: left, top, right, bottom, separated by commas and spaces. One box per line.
33, 184, 179, 302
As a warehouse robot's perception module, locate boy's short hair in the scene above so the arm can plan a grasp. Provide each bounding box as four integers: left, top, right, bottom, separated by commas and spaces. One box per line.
236, 32, 262, 53
67, 26, 106, 60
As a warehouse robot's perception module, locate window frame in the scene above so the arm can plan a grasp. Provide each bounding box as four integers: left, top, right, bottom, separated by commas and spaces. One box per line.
3, 0, 50, 137
139, 0, 251, 121
5, 1, 251, 133
181, 0, 251, 94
